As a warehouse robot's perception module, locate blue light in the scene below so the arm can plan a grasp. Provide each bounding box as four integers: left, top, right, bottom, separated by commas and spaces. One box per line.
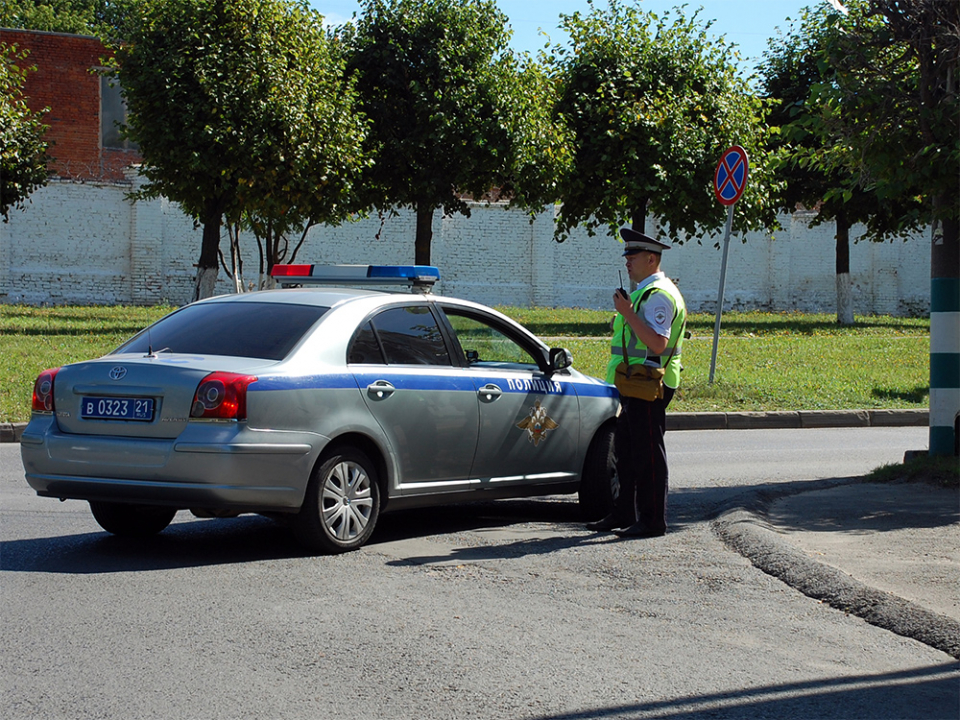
367, 265, 440, 281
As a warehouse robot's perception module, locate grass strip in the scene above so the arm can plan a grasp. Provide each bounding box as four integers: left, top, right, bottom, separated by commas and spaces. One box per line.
1, 304, 929, 423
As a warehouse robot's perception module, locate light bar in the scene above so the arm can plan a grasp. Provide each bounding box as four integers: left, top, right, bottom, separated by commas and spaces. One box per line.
270, 264, 440, 289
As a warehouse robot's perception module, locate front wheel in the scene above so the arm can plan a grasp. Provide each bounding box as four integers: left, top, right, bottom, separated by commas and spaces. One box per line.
578, 423, 618, 520
89, 501, 177, 537
293, 447, 381, 554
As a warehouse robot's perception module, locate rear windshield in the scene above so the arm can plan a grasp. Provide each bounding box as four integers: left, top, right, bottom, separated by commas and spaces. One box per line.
116, 302, 329, 361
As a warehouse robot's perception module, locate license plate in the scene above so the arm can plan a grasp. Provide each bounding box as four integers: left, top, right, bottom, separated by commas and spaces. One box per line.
81, 396, 155, 421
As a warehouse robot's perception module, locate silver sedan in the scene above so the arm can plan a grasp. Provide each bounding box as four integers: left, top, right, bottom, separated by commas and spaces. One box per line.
21, 274, 619, 552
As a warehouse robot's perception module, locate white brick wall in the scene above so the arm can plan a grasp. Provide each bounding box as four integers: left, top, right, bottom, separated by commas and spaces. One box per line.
0, 175, 931, 314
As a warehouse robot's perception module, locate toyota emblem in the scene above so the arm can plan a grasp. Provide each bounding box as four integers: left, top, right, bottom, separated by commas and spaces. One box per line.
109, 366, 127, 381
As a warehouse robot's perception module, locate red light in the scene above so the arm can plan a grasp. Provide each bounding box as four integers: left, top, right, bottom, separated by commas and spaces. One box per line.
270, 264, 313, 277
190, 372, 258, 420
32, 368, 61, 413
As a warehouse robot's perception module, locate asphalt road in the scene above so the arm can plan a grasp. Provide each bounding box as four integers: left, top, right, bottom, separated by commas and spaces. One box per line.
2, 428, 957, 720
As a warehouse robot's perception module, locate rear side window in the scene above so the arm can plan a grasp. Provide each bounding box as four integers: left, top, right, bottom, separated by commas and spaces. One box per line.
348, 322, 384, 364
350, 306, 450, 366
116, 302, 329, 361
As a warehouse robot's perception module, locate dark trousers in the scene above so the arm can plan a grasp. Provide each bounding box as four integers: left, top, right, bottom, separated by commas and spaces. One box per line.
613, 387, 675, 531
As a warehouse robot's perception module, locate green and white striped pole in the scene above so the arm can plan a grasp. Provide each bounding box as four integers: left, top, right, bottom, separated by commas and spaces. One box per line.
929, 219, 959, 457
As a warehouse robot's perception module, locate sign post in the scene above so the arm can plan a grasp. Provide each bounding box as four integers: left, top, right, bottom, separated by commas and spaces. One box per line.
709, 145, 749, 384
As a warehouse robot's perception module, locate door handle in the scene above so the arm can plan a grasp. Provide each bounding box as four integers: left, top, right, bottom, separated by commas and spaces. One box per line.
366, 380, 396, 399
478, 383, 502, 403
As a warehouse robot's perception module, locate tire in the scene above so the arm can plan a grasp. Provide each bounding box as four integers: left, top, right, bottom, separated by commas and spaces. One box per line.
578, 423, 618, 520
294, 447, 381, 554
89, 501, 177, 537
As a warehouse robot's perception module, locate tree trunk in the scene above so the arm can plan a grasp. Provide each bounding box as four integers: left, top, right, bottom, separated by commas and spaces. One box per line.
193, 195, 230, 301
835, 211, 853, 326
630, 201, 649, 234
227, 221, 244, 293
415, 203, 434, 266
194, 215, 223, 301
629, 202, 650, 291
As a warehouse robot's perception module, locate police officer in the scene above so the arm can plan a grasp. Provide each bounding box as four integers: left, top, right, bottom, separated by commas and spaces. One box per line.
587, 227, 687, 537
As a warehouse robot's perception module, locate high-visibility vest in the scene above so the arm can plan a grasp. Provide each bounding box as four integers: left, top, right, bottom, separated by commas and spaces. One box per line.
606, 276, 687, 389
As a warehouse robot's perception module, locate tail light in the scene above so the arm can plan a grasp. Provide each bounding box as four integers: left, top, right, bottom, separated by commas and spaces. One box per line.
190, 372, 258, 420
32, 368, 61, 413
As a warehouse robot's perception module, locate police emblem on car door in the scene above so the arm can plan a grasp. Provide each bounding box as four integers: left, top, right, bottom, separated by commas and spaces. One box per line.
516, 399, 559, 446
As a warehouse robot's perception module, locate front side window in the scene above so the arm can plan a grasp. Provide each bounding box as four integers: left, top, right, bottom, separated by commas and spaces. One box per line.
444, 311, 539, 369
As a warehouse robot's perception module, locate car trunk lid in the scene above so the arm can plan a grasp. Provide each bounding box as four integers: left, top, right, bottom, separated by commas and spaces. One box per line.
52, 354, 274, 439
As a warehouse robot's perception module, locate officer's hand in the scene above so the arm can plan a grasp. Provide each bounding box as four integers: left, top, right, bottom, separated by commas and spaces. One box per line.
613, 291, 633, 316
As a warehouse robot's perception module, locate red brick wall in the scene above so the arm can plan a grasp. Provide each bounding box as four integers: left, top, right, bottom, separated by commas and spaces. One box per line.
1, 29, 140, 182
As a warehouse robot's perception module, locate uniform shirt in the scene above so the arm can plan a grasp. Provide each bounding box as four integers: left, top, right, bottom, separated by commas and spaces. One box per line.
636, 273, 675, 340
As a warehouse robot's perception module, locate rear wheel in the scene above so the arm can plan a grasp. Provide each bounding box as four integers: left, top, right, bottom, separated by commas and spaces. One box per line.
294, 447, 381, 554
89, 501, 177, 537
578, 424, 618, 520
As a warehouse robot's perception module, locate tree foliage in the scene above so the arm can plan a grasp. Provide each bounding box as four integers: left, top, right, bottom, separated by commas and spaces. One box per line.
796, 0, 958, 243
495, 54, 573, 217
549, 0, 782, 243
759, 1, 928, 324
345, 0, 549, 265
0, 0, 95, 33
0, 0, 133, 35
107, 0, 367, 299
760, 2, 924, 238
0, 42, 50, 221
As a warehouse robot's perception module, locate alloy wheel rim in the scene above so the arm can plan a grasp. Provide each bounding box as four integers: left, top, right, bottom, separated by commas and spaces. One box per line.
320, 460, 373, 541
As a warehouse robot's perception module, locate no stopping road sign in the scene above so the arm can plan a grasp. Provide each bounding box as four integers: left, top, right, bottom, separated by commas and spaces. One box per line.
714, 146, 749, 205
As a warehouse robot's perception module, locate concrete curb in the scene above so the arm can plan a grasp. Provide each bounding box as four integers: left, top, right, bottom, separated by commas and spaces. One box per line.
668, 409, 928, 431
1, 409, 929, 443
0, 423, 25, 443
713, 487, 960, 660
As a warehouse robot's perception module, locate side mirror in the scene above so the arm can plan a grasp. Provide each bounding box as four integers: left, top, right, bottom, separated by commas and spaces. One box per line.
548, 347, 573, 373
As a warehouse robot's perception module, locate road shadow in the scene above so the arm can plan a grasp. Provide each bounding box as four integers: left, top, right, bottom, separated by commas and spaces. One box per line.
3, 475, 952, 574
0, 498, 597, 574
524, 664, 959, 720
762, 480, 959, 534
0, 514, 310, 573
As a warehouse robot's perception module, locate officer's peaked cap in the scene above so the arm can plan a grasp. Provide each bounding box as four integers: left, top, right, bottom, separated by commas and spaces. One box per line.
620, 226, 672, 255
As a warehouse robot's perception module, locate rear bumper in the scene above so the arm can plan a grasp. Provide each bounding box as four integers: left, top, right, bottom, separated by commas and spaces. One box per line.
20, 416, 322, 512
25, 472, 303, 512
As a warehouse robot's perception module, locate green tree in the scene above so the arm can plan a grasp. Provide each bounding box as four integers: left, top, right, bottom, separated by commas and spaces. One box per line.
346, 0, 534, 266
807, 0, 958, 237
497, 54, 574, 217
0, 42, 50, 221
107, 0, 366, 300
801, 0, 958, 455
222, 24, 367, 291
549, 0, 781, 243
759, 2, 924, 325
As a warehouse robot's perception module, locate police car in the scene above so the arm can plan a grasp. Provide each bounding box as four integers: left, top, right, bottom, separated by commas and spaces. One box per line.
21, 265, 619, 553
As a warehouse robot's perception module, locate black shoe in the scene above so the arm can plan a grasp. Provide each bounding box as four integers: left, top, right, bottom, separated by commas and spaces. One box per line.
585, 515, 629, 532
613, 522, 666, 538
